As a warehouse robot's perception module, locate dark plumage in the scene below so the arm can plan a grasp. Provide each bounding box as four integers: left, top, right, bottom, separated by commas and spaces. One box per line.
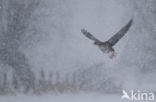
81, 19, 133, 59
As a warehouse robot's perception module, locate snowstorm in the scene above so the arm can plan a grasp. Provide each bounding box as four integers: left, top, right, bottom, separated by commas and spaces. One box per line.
0, 0, 156, 102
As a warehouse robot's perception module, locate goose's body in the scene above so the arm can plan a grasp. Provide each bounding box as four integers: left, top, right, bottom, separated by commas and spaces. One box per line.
81, 19, 133, 59
96, 42, 114, 53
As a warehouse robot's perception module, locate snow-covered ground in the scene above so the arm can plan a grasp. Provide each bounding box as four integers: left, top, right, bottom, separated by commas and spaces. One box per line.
0, 93, 131, 102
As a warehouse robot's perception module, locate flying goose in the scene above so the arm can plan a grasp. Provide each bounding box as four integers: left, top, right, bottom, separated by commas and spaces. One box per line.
81, 19, 133, 59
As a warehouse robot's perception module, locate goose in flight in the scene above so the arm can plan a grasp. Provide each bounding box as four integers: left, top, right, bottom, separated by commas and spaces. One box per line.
81, 19, 133, 59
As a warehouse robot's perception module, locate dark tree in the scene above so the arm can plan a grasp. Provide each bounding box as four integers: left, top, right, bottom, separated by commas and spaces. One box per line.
0, 0, 39, 93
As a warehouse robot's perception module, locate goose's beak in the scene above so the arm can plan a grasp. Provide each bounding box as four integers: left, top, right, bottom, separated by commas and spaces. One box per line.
109, 51, 116, 59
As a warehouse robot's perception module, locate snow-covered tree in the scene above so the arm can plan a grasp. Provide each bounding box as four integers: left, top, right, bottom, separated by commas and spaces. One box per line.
0, 0, 39, 93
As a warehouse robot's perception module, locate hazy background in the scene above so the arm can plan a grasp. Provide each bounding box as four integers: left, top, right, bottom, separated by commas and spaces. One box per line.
0, 0, 156, 95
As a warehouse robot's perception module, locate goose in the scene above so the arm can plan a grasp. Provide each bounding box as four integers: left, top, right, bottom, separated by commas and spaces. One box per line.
81, 19, 133, 59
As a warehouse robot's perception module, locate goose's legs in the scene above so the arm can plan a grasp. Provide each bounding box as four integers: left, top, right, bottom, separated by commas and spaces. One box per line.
109, 51, 116, 59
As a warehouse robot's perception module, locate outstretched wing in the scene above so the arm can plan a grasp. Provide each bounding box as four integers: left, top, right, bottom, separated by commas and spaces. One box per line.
107, 19, 133, 46
81, 29, 101, 42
